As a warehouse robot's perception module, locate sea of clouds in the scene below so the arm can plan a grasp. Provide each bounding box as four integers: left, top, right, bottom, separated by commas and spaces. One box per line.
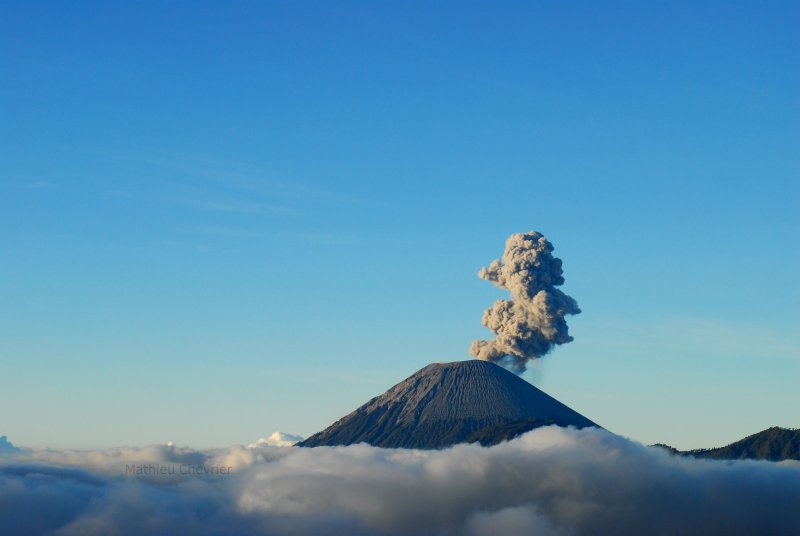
2, 427, 800, 535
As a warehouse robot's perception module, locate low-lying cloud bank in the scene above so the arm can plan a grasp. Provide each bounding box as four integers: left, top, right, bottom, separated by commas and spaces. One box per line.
2, 427, 799, 535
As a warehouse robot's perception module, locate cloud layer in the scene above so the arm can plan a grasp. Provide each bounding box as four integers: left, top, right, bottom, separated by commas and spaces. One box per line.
2, 427, 799, 535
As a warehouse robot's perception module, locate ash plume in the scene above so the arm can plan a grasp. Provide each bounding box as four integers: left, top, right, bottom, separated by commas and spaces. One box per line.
470, 231, 580, 373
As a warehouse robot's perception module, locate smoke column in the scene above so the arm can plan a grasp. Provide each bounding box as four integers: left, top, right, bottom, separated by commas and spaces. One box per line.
470, 231, 580, 374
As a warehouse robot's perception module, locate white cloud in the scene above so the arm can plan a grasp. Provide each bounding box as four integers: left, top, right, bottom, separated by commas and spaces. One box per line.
464, 506, 567, 536
1, 427, 799, 535
248, 431, 304, 449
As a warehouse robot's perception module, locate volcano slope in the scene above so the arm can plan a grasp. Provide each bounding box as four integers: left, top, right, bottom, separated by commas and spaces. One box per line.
299, 360, 599, 449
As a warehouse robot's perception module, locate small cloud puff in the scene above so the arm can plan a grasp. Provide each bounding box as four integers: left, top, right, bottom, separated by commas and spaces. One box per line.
0, 435, 21, 455
248, 431, 304, 449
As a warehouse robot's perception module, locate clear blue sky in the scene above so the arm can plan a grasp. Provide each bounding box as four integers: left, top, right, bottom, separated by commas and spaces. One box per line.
2, 1, 798, 450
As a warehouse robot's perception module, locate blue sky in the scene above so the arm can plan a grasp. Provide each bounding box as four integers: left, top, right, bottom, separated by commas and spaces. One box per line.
1, 1, 798, 450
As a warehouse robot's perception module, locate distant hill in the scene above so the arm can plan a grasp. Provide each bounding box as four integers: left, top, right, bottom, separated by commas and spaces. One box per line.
656, 427, 800, 462
299, 360, 599, 449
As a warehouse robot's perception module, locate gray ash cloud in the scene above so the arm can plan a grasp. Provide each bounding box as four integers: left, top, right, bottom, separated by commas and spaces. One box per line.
471, 231, 581, 373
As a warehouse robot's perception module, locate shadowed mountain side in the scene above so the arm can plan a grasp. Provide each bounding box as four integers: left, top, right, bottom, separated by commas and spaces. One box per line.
655, 427, 800, 462
299, 360, 599, 449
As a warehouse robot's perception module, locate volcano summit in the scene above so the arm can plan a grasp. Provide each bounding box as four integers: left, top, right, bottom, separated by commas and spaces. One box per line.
299, 360, 599, 449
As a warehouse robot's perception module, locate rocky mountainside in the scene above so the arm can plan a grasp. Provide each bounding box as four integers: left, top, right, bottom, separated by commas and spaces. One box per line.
299, 360, 599, 449
656, 427, 800, 462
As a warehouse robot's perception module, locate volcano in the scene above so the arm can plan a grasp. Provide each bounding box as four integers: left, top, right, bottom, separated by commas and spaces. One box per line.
299, 360, 599, 449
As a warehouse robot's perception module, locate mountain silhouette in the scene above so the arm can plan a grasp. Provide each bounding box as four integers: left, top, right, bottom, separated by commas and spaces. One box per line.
656, 427, 800, 461
299, 360, 599, 449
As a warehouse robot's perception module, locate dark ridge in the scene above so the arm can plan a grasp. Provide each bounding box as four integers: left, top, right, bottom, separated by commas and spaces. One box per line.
653, 427, 800, 462
651, 443, 680, 455
299, 360, 599, 449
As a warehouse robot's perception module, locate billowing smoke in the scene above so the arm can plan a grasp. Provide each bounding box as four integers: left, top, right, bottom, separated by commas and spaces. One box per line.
470, 231, 581, 373
2, 428, 800, 535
